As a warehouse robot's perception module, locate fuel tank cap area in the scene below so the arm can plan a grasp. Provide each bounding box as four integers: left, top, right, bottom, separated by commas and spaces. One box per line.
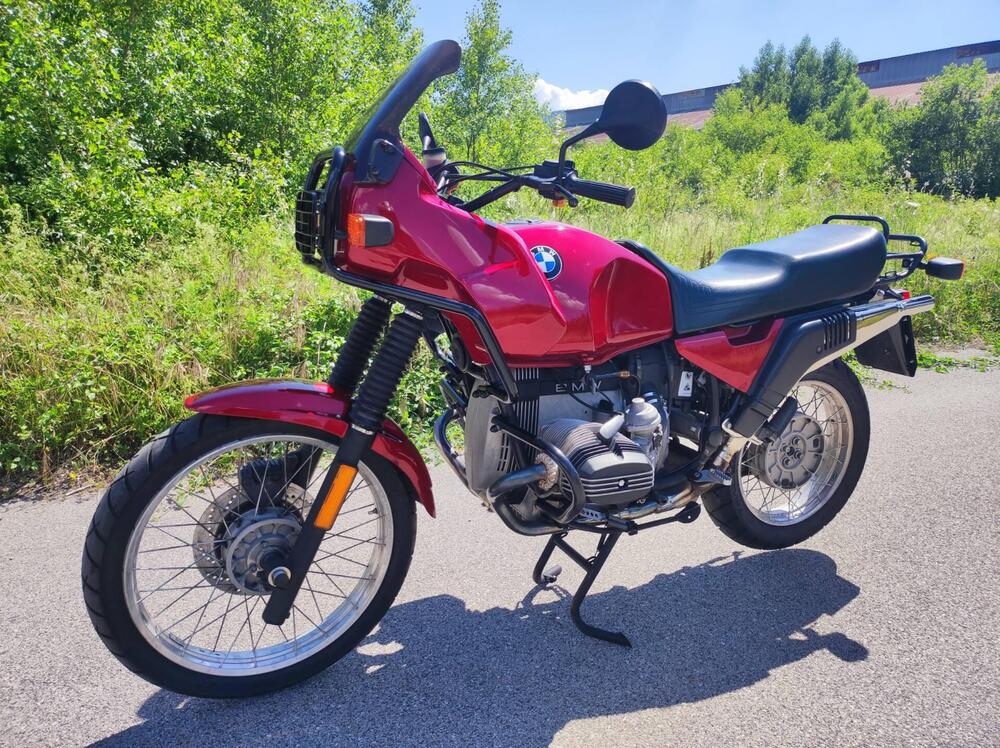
503, 220, 675, 365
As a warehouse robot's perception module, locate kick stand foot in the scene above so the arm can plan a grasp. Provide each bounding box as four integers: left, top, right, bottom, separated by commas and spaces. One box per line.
531, 531, 631, 647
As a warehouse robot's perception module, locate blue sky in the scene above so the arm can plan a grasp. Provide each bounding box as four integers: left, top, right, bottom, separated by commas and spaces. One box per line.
413, 0, 1000, 108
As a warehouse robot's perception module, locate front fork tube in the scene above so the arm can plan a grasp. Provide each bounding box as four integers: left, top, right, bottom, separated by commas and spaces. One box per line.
263, 308, 424, 626
283, 296, 394, 495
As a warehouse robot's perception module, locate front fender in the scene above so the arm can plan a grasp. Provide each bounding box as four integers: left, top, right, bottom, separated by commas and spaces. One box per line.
184, 379, 435, 517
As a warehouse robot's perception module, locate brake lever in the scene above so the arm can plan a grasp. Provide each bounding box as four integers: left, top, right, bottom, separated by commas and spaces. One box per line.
552, 182, 579, 208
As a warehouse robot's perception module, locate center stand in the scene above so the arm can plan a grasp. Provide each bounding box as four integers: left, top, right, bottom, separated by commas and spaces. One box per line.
530, 500, 703, 648
532, 530, 630, 647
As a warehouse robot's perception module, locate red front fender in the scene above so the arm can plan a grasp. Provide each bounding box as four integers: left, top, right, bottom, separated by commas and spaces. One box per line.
184, 379, 435, 517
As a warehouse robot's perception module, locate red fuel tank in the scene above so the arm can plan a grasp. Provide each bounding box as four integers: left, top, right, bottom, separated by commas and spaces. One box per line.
503, 220, 674, 366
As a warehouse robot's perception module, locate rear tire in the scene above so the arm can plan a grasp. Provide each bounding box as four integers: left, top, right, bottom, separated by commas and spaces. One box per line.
82, 415, 416, 698
703, 359, 869, 550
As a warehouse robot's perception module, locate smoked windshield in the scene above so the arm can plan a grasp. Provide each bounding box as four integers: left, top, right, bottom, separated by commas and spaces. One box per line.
347, 40, 461, 183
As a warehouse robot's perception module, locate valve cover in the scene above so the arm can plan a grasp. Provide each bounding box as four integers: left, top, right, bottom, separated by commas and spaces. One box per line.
540, 419, 654, 506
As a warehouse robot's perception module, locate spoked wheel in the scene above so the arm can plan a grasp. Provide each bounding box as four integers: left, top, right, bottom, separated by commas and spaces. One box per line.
82, 415, 415, 698
703, 360, 870, 550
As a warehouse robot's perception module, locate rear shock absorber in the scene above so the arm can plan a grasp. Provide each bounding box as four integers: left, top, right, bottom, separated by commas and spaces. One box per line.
263, 307, 425, 625
328, 295, 393, 394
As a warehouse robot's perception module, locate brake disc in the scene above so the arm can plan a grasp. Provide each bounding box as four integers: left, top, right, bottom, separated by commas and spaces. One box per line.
193, 488, 245, 593
193, 480, 309, 594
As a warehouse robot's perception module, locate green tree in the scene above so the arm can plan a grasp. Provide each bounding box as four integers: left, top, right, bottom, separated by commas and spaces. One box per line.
739, 41, 790, 109
974, 82, 1000, 197
0, 0, 426, 266
739, 36, 869, 138
430, 0, 552, 166
888, 60, 990, 195
788, 37, 823, 122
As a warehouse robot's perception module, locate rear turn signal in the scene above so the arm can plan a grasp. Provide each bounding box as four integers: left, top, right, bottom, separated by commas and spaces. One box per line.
346, 213, 395, 248
924, 256, 965, 281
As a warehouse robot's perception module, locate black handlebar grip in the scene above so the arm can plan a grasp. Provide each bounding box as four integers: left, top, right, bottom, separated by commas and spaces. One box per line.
564, 175, 636, 208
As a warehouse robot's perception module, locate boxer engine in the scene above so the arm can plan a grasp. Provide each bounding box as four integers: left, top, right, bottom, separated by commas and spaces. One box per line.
462, 367, 668, 517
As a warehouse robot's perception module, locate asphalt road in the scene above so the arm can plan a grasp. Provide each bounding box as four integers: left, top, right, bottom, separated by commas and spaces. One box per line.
2, 366, 999, 747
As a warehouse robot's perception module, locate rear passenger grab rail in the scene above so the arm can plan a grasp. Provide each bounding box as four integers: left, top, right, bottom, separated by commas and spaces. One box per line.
823, 214, 928, 285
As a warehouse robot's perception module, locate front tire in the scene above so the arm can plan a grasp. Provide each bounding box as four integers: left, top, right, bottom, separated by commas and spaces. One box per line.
703, 359, 870, 550
82, 414, 416, 698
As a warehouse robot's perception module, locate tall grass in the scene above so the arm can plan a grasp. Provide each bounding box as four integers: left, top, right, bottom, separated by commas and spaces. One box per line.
0, 215, 441, 477
3, 183, 996, 480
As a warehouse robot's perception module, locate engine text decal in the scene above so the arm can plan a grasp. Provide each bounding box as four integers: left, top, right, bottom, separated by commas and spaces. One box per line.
530, 245, 563, 281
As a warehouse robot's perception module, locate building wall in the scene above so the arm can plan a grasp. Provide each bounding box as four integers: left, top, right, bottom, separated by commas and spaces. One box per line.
562, 39, 1000, 129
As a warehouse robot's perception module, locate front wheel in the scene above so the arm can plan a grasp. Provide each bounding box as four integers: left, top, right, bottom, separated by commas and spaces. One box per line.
703, 359, 870, 550
82, 415, 416, 698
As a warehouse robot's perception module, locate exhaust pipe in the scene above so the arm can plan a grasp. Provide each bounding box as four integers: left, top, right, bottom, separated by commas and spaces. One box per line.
728, 294, 934, 438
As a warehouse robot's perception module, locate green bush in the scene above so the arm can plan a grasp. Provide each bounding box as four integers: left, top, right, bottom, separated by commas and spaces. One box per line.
1, 8, 998, 482
888, 60, 1000, 197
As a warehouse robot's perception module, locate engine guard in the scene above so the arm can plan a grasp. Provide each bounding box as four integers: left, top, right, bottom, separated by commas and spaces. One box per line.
184, 379, 435, 517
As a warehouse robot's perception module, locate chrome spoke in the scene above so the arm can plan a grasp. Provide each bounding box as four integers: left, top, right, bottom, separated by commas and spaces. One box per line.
123, 434, 393, 676
738, 380, 854, 526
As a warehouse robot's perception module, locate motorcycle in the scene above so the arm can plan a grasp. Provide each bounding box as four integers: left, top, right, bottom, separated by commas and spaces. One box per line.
82, 40, 964, 698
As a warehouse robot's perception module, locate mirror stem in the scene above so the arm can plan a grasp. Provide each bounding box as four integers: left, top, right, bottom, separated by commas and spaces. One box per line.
557, 122, 599, 180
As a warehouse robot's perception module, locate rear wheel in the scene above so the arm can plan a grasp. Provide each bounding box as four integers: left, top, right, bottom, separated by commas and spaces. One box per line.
82, 415, 416, 698
703, 359, 869, 550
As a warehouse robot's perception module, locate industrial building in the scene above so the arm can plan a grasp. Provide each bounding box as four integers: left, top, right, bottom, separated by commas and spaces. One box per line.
563, 40, 1000, 129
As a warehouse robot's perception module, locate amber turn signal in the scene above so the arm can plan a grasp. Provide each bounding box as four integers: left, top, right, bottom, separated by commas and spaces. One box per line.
345, 213, 395, 248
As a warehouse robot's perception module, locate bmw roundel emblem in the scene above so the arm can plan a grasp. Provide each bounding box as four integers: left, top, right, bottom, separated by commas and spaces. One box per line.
531, 245, 563, 280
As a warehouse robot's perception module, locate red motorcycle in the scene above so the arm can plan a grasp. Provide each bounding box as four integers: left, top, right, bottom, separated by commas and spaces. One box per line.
82, 40, 963, 697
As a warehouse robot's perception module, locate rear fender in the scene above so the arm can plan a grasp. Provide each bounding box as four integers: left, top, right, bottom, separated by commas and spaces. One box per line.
184, 379, 435, 517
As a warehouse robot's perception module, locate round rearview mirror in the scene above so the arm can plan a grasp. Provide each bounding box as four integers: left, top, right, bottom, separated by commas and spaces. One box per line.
596, 80, 667, 151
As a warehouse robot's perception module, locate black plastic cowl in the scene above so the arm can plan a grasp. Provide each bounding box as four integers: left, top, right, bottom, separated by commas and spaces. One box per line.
729, 307, 856, 437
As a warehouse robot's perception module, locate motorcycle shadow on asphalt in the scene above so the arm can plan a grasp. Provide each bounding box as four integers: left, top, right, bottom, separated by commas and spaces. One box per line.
98, 547, 867, 747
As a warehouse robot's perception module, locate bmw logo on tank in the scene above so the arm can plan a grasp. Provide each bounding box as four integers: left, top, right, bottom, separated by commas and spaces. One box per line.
531, 245, 563, 280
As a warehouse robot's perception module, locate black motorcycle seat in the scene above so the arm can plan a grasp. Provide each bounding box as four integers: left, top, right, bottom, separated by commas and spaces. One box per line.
621, 224, 887, 334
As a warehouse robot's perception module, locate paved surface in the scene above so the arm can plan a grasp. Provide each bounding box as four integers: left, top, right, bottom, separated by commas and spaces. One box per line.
2, 367, 999, 747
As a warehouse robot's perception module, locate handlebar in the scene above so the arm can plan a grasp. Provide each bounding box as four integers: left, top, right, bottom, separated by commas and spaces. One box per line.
450, 159, 637, 213
563, 174, 635, 208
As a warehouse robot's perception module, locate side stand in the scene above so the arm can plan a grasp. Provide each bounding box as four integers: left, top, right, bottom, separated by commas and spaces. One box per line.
532, 531, 631, 647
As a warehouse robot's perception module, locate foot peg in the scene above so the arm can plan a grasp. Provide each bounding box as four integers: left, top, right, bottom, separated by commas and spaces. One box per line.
693, 466, 731, 486
539, 564, 562, 584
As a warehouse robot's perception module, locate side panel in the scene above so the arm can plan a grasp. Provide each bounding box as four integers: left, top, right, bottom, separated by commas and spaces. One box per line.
674, 319, 783, 393
184, 380, 435, 517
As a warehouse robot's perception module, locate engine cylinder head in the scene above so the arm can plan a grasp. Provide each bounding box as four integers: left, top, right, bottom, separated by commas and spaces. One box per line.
540, 418, 654, 506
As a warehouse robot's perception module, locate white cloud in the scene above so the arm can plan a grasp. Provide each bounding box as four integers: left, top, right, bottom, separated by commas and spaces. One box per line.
533, 78, 608, 111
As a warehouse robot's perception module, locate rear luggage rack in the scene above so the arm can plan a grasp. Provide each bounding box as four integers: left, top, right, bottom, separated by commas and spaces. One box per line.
822, 214, 928, 285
